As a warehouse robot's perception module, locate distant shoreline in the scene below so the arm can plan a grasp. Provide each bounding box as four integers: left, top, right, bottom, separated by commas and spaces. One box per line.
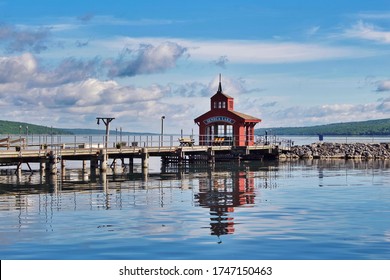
2, 118, 390, 136
255, 118, 390, 136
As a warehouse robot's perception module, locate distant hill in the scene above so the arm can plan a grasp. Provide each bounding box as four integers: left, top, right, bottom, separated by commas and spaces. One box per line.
3, 118, 390, 136
255, 118, 390, 136
0, 120, 70, 135
62, 128, 156, 135
0, 120, 155, 135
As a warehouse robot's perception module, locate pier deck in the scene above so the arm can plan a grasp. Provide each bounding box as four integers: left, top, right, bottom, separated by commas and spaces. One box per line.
0, 143, 281, 174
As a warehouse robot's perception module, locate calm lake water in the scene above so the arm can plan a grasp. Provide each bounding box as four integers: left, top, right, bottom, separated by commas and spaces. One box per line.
1, 157, 390, 260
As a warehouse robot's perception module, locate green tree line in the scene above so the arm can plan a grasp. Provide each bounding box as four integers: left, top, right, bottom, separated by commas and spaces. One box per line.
0, 120, 69, 135
255, 118, 390, 136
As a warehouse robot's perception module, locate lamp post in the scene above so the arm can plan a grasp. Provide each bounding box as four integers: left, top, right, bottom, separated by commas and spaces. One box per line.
96, 117, 115, 171
26, 126, 29, 148
19, 125, 22, 148
161, 116, 165, 147
96, 117, 115, 149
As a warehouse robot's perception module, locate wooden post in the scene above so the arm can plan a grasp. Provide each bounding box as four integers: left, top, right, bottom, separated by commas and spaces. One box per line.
177, 148, 185, 166
129, 157, 134, 173
40, 157, 45, 173
100, 148, 107, 172
16, 162, 22, 177
61, 159, 66, 176
47, 151, 57, 175
90, 156, 98, 170
82, 160, 87, 172
207, 147, 215, 164
141, 148, 149, 171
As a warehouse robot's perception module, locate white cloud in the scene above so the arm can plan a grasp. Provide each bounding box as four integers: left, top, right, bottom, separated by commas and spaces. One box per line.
8, 78, 166, 108
375, 80, 390, 92
209, 75, 261, 96
107, 41, 188, 77
105, 37, 373, 64
0, 52, 172, 129
40, 15, 178, 34
0, 77, 170, 129
0, 53, 100, 87
212, 55, 229, 68
0, 23, 50, 53
0, 20, 388, 131
91, 16, 178, 26
356, 12, 390, 20
306, 26, 321, 36
185, 39, 372, 63
0, 53, 37, 83
343, 21, 390, 43
262, 102, 390, 127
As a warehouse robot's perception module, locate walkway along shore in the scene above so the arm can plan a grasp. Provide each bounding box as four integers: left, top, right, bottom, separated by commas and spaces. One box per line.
279, 142, 390, 160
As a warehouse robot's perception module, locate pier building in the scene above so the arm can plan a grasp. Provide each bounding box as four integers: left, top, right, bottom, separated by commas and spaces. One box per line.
194, 76, 261, 146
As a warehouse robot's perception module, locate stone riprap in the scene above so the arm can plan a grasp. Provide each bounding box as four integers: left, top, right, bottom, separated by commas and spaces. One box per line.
280, 142, 390, 160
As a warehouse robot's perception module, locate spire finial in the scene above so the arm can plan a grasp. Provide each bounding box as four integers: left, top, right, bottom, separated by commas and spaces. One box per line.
218, 73, 222, 93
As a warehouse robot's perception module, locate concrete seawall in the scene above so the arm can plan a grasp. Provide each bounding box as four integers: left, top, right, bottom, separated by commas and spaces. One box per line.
279, 142, 390, 160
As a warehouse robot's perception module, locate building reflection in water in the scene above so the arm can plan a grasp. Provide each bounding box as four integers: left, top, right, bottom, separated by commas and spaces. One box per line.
1, 161, 282, 235
195, 167, 256, 239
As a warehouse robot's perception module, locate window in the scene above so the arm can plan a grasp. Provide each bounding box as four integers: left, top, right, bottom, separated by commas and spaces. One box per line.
217, 125, 224, 136
226, 125, 233, 136
222, 102, 226, 108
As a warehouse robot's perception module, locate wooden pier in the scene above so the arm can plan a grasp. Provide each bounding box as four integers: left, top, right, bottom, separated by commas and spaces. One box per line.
0, 139, 281, 176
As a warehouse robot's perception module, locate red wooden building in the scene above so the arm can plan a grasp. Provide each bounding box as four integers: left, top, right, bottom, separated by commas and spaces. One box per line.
194, 77, 261, 146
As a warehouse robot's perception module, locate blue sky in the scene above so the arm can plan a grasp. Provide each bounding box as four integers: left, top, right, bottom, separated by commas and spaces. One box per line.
1, 0, 390, 133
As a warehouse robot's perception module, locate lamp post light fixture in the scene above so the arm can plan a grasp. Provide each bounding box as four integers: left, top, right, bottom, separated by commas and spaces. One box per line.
161, 116, 165, 147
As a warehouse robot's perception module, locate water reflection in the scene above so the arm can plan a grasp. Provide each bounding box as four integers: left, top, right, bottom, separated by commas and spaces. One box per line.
195, 168, 255, 237
1, 159, 389, 236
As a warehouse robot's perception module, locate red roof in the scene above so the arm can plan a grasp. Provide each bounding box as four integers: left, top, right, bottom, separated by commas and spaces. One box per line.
194, 109, 261, 124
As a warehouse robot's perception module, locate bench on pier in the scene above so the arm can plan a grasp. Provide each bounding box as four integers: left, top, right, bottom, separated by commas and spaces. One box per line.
179, 137, 195, 146
213, 137, 225, 146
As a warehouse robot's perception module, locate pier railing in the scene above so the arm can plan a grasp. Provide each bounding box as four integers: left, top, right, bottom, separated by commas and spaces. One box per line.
0, 134, 294, 152
3, 133, 390, 153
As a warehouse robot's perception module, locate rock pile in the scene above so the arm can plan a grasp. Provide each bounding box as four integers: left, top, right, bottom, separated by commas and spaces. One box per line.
280, 142, 390, 160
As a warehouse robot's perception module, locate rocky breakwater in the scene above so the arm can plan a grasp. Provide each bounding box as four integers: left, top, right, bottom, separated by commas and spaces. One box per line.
280, 142, 390, 160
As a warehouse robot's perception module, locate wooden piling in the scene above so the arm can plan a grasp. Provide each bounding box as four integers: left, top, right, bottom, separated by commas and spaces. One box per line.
90, 155, 98, 170
177, 148, 185, 166
141, 148, 149, 170
100, 148, 107, 172
61, 159, 66, 175
40, 157, 45, 173
16, 164, 22, 177
46, 151, 57, 175
129, 157, 134, 173
207, 147, 215, 164
82, 160, 87, 172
